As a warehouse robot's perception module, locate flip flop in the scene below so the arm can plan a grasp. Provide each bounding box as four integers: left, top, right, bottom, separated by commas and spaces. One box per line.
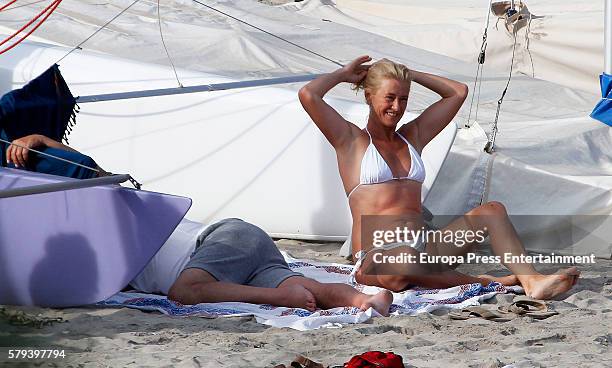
273, 355, 324, 368
498, 296, 558, 320
449, 306, 516, 322
291, 355, 324, 368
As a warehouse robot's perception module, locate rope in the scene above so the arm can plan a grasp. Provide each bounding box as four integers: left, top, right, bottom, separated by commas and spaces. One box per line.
0, 0, 47, 12
191, 0, 343, 67
0, 0, 62, 55
484, 31, 519, 153
474, 59, 485, 124
157, 0, 182, 88
465, 0, 494, 128
0, 0, 18, 12
55, 0, 141, 65
524, 11, 535, 77
465, 43, 485, 128
0, 0, 60, 48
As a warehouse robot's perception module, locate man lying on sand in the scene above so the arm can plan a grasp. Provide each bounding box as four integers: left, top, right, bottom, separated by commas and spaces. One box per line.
5, 133, 393, 315
130, 217, 392, 315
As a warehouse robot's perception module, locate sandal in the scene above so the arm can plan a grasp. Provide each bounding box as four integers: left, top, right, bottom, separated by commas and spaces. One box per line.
274, 355, 325, 368
498, 296, 558, 320
449, 306, 516, 322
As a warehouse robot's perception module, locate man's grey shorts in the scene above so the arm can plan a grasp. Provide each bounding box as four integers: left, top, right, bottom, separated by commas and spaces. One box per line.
183, 218, 302, 288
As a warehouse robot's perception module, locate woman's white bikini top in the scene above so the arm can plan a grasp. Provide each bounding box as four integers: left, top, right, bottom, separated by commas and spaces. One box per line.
347, 127, 426, 198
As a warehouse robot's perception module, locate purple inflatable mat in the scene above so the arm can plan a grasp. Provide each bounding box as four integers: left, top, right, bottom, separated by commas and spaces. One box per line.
0, 168, 191, 307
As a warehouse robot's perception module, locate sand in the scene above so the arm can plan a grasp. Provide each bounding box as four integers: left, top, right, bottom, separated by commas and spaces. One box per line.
1, 240, 611, 367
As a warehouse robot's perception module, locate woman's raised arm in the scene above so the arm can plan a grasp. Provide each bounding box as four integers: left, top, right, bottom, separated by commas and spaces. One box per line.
400, 71, 468, 149
298, 56, 371, 149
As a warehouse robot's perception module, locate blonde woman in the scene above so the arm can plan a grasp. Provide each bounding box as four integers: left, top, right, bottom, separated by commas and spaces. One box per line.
298, 56, 579, 299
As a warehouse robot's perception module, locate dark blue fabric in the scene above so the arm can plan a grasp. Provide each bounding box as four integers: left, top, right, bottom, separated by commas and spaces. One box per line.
0, 129, 8, 169
1, 129, 98, 179
4, 147, 97, 179
0, 64, 95, 179
591, 73, 612, 126
0, 64, 76, 145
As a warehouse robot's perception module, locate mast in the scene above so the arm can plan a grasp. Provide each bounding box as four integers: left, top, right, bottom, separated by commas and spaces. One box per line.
606, 0, 611, 74
0, 174, 132, 199
77, 74, 323, 103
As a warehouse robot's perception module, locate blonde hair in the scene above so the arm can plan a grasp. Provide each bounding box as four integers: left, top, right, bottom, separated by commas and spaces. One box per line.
352, 58, 412, 100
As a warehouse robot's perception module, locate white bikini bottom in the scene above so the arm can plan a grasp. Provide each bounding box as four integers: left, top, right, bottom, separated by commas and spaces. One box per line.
348, 239, 426, 285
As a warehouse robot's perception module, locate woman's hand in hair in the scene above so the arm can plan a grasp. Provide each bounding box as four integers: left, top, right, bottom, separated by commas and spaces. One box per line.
338, 55, 372, 84
298, 57, 370, 149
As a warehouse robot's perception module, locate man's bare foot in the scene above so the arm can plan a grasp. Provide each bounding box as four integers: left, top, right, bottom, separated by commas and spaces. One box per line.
478, 274, 520, 286
359, 290, 393, 317
521, 267, 581, 300
277, 284, 317, 311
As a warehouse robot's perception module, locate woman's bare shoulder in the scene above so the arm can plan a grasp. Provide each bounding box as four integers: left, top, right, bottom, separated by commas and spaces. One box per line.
397, 121, 423, 152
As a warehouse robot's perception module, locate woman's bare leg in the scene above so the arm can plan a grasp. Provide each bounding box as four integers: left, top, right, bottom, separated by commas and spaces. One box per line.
430, 201, 580, 299
354, 246, 492, 292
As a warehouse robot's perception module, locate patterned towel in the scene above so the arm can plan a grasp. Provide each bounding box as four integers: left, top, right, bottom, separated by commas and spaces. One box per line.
98, 253, 520, 331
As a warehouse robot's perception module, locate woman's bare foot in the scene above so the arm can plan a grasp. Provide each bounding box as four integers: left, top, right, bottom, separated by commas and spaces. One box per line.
521, 267, 581, 300
277, 284, 317, 311
359, 290, 394, 316
478, 274, 520, 286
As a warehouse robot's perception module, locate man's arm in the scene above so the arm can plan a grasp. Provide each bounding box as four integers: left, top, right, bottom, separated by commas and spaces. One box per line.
6, 134, 78, 167
6, 134, 107, 176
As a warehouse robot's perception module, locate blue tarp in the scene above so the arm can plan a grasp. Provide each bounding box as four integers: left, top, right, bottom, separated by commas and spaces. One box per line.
591, 73, 612, 125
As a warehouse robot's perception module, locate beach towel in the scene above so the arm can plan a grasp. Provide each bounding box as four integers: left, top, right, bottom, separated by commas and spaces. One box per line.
99, 253, 520, 331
